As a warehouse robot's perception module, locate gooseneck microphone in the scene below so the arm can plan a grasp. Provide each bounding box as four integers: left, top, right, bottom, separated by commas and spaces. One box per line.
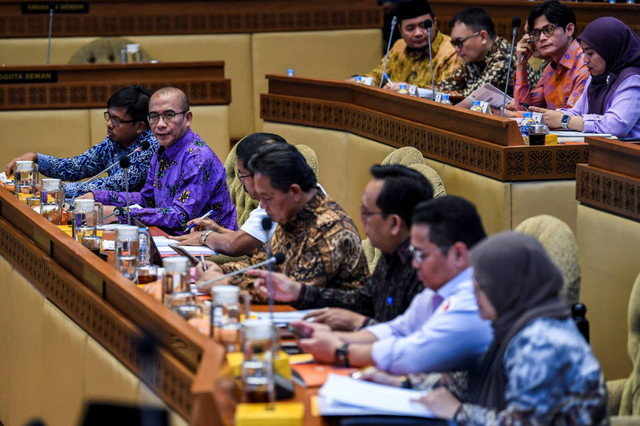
195, 252, 285, 289
424, 19, 435, 101
120, 156, 131, 225
380, 16, 398, 88
502, 16, 521, 117
68, 141, 151, 205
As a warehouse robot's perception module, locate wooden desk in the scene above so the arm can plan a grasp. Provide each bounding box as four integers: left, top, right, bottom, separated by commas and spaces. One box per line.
0, 188, 322, 425
261, 75, 587, 235
575, 138, 640, 380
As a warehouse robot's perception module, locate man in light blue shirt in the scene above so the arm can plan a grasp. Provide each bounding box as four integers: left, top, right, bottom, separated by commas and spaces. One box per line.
293, 195, 493, 375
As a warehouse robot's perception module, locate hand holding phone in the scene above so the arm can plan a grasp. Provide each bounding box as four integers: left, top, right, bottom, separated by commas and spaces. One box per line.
519, 101, 530, 110
287, 323, 311, 339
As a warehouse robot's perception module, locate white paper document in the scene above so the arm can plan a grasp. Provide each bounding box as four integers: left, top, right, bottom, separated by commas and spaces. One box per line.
458, 83, 512, 109
152, 236, 217, 256
318, 374, 435, 418
249, 309, 320, 326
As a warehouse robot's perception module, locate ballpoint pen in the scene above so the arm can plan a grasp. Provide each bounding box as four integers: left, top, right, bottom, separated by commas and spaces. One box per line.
199, 254, 208, 272
184, 209, 214, 232
382, 72, 393, 87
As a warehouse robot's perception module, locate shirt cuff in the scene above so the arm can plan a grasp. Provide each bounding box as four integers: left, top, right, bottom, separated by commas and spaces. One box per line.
366, 322, 393, 341
581, 114, 602, 134
371, 336, 397, 372
36, 153, 52, 173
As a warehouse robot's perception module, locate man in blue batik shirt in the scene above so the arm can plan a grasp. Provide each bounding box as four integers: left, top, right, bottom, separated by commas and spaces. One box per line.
5, 84, 158, 198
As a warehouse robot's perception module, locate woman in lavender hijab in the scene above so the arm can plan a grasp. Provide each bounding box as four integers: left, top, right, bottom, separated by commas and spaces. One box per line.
530, 17, 640, 139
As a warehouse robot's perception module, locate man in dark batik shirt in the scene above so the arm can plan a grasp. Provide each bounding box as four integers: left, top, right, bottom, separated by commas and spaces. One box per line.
250, 164, 435, 331
196, 143, 369, 304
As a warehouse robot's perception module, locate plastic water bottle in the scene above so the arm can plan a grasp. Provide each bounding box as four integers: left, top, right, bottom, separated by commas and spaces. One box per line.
398, 83, 409, 94
287, 68, 294, 77
470, 100, 483, 112
440, 94, 452, 105
520, 111, 534, 145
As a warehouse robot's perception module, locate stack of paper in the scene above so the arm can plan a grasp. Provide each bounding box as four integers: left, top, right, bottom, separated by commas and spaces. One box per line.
317, 374, 435, 418
152, 236, 217, 257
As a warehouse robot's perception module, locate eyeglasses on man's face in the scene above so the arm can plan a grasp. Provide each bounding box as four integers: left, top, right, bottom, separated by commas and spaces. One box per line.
359, 203, 387, 218
237, 170, 254, 182
528, 24, 558, 42
104, 111, 137, 127
408, 244, 451, 265
147, 110, 189, 124
450, 31, 480, 48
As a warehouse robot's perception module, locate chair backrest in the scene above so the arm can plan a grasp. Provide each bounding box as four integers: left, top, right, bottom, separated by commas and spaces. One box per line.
363, 146, 446, 272
515, 214, 581, 307
618, 272, 640, 415
224, 142, 319, 228
69, 37, 153, 64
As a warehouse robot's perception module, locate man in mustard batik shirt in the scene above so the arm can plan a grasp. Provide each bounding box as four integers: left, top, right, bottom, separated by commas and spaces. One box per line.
360, 0, 462, 91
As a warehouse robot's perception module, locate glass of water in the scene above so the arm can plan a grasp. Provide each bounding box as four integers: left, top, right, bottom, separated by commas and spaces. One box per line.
114, 225, 139, 282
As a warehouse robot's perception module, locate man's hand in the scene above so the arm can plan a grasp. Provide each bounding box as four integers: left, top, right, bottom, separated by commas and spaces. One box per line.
304, 308, 367, 331
248, 269, 302, 302
169, 231, 205, 246
383, 81, 409, 92
75, 192, 95, 200
102, 205, 118, 224
413, 387, 462, 420
289, 320, 332, 337
5, 152, 37, 176
194, 261, 226, 291
515, 34, 534, 70
186, 217, 223, 233
297, 330, 344, 365
356, 367, 404, 388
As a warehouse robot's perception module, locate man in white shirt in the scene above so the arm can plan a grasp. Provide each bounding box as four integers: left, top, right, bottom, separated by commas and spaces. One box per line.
171, 132, 283, 255
285, 195, 493, 375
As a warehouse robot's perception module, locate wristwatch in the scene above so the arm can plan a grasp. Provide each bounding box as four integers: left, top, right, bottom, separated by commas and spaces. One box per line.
561, 114, 571, 129
200, 229, 214, 245
335, 343, 350, 367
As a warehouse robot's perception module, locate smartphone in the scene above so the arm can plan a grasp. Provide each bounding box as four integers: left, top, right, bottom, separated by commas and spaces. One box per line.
519, 101, 530, 110
287, 324, 311, 339
350, 366, 377, 380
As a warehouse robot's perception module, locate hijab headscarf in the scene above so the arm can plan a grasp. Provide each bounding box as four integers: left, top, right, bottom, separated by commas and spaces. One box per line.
578, 17, 640, 115
470, 231, 570, 410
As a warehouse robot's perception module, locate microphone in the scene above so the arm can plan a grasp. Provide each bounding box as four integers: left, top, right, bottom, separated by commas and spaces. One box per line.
501, 16, 521, 117
424, 19, 435, 101
195, 253, 285, 289
380, 16, 398, 88
120, 156, 131, 225
103, 206, 125, 221
68, 141, 151, 205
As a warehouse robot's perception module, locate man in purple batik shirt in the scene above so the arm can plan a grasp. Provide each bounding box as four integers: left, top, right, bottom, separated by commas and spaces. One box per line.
79, 87, 237, 235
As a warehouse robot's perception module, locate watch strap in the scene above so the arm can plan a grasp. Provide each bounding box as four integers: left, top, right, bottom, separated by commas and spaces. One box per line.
200, 229, 214, 245
335, 343, 350, 368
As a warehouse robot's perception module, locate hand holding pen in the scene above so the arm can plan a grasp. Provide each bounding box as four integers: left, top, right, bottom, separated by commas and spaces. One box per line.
184, 209, 214, 233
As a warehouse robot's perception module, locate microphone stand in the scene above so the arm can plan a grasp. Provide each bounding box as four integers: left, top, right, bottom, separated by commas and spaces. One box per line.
425, 20, 435, 101
502, 17, 521, 117
380, 16, 398, 88
47, 2, 54, 65
124, 167, 130, 225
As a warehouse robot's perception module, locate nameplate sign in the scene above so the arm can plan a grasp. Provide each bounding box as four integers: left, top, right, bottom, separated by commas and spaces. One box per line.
21, 2, 89, 14
0, 71, 58, 84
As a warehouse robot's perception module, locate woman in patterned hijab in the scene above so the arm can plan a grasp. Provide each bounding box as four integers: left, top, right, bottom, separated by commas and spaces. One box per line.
417, 232, 608, 424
